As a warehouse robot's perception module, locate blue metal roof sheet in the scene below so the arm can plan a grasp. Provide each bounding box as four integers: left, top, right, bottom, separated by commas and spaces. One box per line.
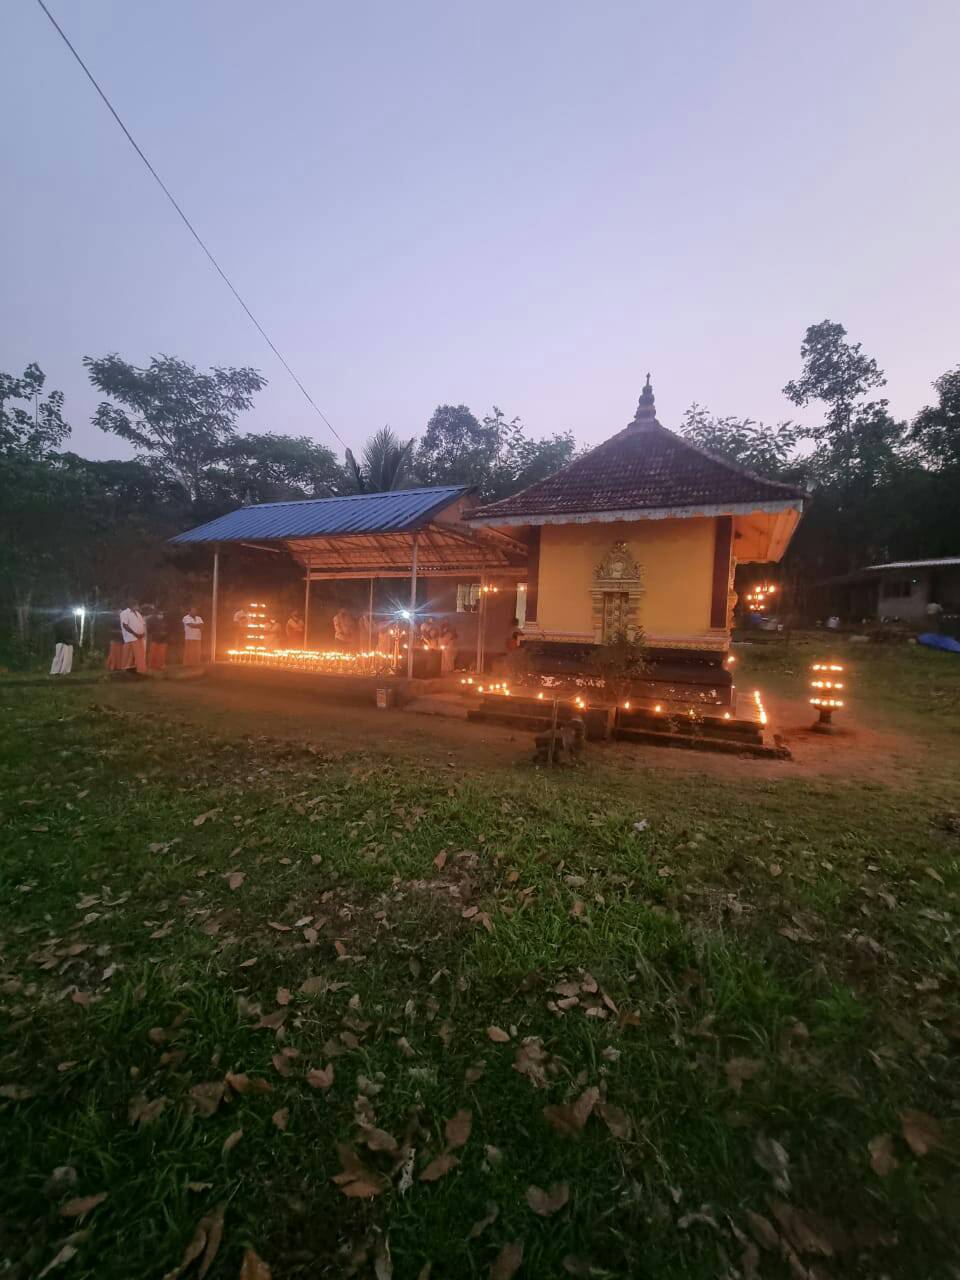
170, 486, 471, 545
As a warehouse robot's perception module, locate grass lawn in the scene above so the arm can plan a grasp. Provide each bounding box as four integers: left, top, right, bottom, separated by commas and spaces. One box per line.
1, 644, 959, 1279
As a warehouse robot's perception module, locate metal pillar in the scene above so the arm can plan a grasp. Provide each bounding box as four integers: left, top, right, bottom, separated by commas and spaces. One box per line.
368, 578, 375, 651
211, 547, 220, 662
406, 535, 419, 679
303, 568, 311, 649
475, 567, 486, 673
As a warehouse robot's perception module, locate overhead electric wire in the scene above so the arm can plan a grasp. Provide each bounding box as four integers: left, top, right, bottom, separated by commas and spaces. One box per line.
33, 0, 348, 452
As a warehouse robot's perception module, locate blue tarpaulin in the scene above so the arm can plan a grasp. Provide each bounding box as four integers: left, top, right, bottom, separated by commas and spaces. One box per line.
918, 632, 960, 653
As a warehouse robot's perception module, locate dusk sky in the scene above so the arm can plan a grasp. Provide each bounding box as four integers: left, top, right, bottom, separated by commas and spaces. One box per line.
4, 0, 958, 462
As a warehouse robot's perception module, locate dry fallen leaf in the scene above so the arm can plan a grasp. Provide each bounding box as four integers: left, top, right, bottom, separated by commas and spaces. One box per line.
255, 1009, 288, 1031
752, 1133, 791, 1193
543, 1086, 599, 1138
468, 1201, 500, 1239
420, 1152, 459, 1181
769, 1201, 845, 1257
363, 1127, 399, 1154
597, 1101, 632, 1141
188, 1082, 227, 1118
331, 1143, 388, 1198
434, 850, 448, 871
512, 1038, 551, 1089
445, 1108, 472, 1150
725, 1057, 764, 1094
744, 1209, 780, 1252
373, 1237, 393, 1280
193, 809, 219, 827
526, 1182, 570, 1216
128, 1094, 167, 1127
900, 1108, 941, 1156
59, 1193, 107, 1218
37, 1234, 87, 1279
222, 1128, 244, 1156
489, 1241, 524, 1280
487, 1026, 511, 1043
161, 1203, 225, 1280
225, 1072, 272, 1096
561, 1256, 593, 1277
271, 1107, 289, 1131
868, 1133, 899, 1177
0, 1083, 35, 1101
306, 1064, 335, 1091
239, 1248, 272, 1280
275, 987, 291, 1006
226, 872, 245, 891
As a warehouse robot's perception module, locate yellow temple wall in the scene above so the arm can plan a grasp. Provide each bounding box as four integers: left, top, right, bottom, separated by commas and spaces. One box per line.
535, 517, 717, 640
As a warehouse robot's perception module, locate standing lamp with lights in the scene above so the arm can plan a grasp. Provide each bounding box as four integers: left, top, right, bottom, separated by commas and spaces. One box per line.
809, 662, 846, 732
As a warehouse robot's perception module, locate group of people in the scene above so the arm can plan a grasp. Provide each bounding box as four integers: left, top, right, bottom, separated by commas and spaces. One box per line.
416, 615, 458, 654
48, 601, 205, 677
105, 602, 204, 675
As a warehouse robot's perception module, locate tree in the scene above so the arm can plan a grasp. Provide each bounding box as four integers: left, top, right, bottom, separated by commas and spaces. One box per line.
911, 365, 960, 471
416, 403, 576, 500
210, 432, 344, 506
484, 409, 577, 501
783, 320, 887, 443
345, 426, 416, 493
680, 403, 799, 476
415, 404, 501, 491
0, 363, 70, 459
84, 353, 266, 502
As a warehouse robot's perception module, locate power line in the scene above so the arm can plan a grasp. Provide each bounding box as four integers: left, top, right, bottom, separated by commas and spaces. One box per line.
33, 0, 349, 452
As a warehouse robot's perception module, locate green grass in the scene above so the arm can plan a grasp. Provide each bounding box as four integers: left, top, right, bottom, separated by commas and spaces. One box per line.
2, 650, 960, 1279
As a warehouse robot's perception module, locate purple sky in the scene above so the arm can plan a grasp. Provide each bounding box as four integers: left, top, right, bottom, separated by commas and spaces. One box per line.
4, 1, 959, 462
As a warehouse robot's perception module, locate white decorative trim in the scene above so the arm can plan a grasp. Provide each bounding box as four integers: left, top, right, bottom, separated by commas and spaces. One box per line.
468, 498, 804, 528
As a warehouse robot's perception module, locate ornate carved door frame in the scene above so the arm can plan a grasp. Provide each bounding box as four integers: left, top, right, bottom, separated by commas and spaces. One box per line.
590, 542, 644, 643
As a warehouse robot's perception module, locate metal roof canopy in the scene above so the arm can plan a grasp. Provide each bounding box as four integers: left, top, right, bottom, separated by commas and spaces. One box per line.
171, 486, 529, 578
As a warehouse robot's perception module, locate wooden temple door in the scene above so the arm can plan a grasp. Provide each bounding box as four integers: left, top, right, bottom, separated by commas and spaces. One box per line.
601, 591, 630, 642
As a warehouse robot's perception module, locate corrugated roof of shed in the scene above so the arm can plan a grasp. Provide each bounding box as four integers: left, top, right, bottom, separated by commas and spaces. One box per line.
171, 486, 472, 544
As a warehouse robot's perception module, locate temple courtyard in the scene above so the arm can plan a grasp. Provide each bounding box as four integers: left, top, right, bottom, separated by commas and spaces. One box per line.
1, 641, 958, 1279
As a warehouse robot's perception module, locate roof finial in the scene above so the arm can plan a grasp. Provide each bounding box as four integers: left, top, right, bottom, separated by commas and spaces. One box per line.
633, 372, 656, 423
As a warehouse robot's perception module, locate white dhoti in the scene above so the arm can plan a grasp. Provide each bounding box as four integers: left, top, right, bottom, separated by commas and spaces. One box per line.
50, 643, 74, 675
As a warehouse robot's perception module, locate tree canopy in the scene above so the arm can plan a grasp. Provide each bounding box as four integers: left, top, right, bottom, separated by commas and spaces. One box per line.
85, 354, 267, 502
2, 330, 958, 656
0, 363, 70, 460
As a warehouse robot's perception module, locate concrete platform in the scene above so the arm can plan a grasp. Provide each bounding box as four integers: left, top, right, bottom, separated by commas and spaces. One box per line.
465, 689, 785, 757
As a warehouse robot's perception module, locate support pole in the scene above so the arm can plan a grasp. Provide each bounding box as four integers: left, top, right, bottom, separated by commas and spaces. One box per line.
475, 567, 486, 673
303, 567, 311, 649
406, 535, 419, 680
211, 547, 220, 663
368, 577, 375, 651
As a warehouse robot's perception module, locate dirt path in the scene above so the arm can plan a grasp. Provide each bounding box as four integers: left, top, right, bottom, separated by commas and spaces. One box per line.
84, 671, 939, 793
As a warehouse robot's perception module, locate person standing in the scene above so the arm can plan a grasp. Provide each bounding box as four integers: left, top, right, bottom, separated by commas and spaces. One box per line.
50, 611, 78, 676
285, 609, 305, 649
119, 600, 147, 674
106, 610, 126, 671
182, 606, 204, 665
333, 606, 354, 650
147, 605, 169, 671
233, 605, 249, 647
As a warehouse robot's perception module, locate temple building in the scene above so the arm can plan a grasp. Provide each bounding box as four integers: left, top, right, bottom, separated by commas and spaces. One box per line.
467, 377, 807, 701
171, 377, 806, 746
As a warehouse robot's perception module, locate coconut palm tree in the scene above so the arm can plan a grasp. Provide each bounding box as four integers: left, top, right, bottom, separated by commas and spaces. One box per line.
344, 425, 417, 493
